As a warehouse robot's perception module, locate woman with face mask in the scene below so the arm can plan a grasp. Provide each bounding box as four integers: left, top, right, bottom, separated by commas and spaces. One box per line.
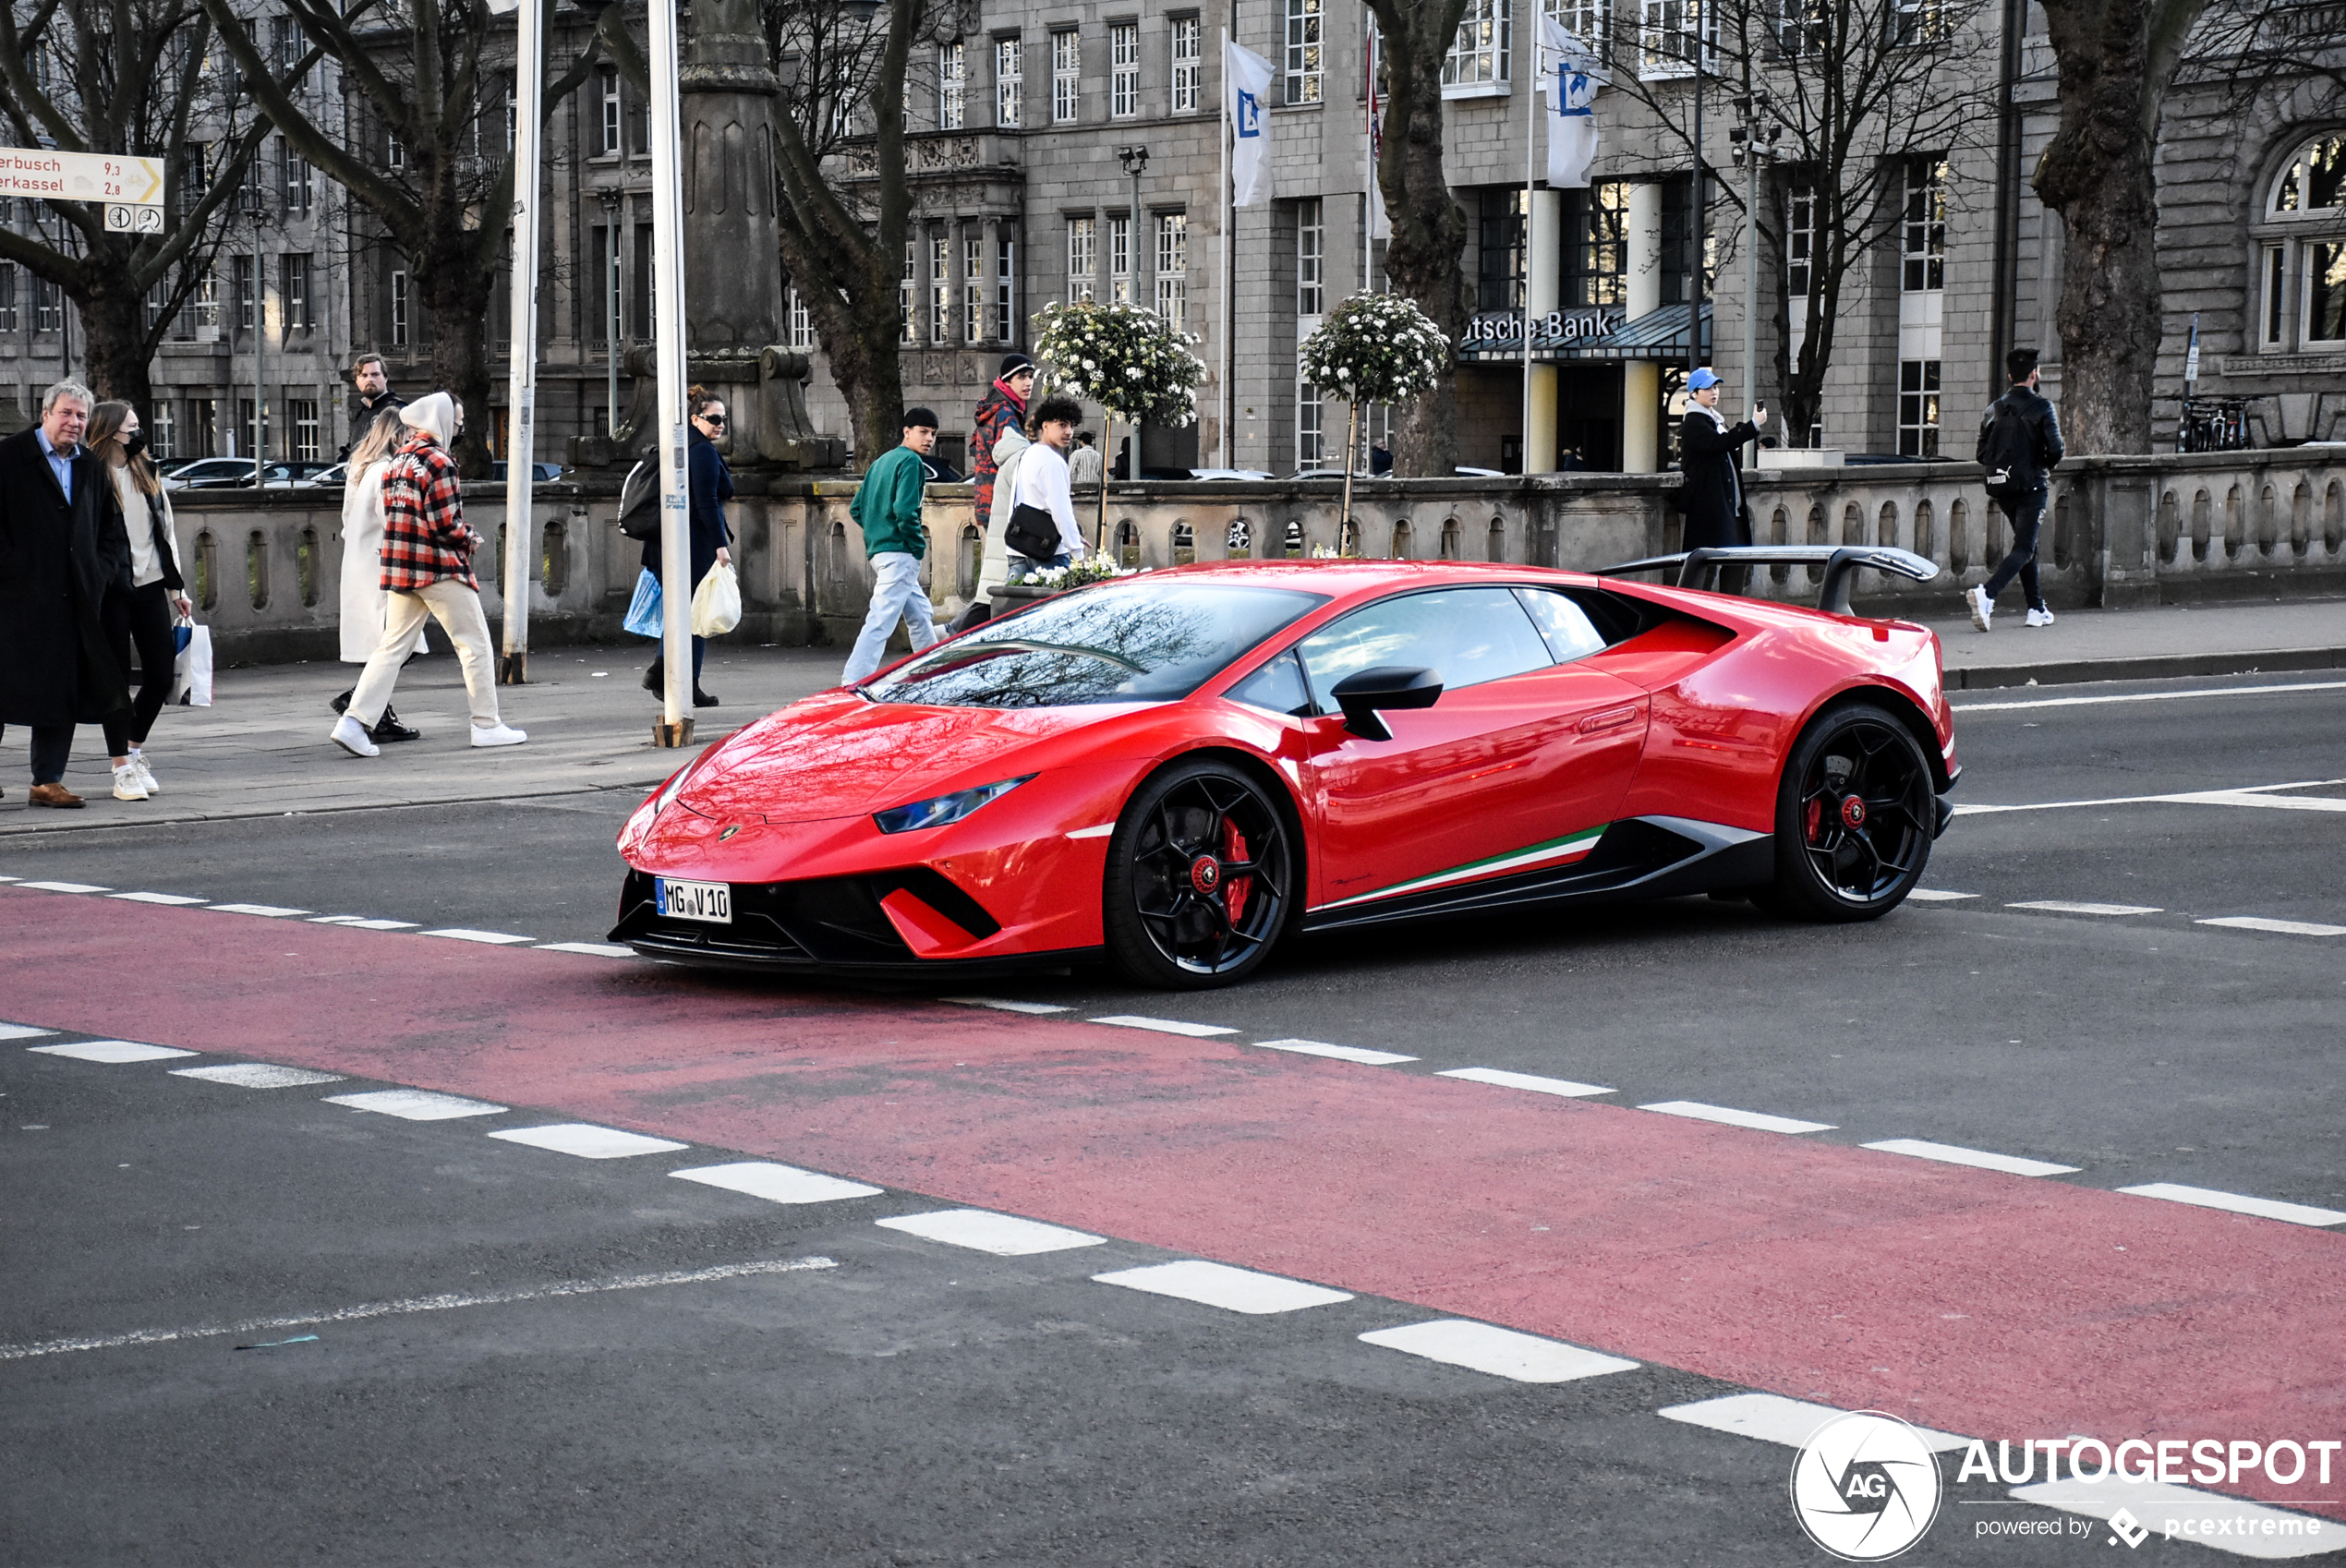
85, 401, 192, 802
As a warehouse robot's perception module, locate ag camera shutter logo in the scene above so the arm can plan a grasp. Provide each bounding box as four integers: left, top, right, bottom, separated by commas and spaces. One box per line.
1790, 1411, 1944, 1560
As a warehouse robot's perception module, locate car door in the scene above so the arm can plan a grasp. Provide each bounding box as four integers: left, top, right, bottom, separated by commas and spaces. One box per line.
1293, 585, 1651, 913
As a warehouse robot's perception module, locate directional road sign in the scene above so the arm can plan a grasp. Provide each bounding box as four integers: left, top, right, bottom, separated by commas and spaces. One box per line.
0, 147, 164, 208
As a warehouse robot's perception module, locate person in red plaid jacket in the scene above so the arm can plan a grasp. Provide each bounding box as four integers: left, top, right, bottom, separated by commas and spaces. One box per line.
330, 392, 526, 756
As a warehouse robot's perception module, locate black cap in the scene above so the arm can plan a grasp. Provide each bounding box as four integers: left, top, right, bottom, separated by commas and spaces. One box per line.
902, 406, 940, 429
998, 353, 1034, 378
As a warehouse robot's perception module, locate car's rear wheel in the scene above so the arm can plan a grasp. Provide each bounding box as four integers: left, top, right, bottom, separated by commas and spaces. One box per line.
1103, 758, 1297, 989
1764, 703, 1934, 922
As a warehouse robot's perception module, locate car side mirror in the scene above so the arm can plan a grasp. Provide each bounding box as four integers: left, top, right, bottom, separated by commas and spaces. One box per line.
1329, 665, 1444, 742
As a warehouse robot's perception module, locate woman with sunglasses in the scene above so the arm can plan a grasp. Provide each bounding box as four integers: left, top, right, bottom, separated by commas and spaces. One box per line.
640, 385, 732, 706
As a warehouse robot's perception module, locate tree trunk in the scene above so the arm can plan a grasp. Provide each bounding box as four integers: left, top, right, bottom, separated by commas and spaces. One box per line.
1371, 0, 1472, 478
2033, 0, 2207, 453
818, 293, 908, 471
78, 267, 156, 414
419, 263, 498, 476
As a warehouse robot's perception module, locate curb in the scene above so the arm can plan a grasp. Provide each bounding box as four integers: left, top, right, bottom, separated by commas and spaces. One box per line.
1945, 645, 2346, 691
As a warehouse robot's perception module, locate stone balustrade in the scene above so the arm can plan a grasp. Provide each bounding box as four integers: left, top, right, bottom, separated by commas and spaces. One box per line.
174, 445, 2346, 665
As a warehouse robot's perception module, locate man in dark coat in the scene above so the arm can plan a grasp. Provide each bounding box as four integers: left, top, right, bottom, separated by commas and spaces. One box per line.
0, 380, 130, 807
335, 352, 405, 462
1676, 367, 1768, 595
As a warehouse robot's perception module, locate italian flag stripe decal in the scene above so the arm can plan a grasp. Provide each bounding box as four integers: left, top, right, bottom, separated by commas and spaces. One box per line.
1318, 825, 1611, 911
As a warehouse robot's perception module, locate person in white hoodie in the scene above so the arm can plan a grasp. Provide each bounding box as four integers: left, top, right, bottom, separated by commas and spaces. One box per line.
1005, 394, 1088, 579
329, 406, 424, 742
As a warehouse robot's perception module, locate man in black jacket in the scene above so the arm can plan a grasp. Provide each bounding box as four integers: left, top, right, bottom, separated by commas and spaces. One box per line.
0, 380, 130, 807
1677, 368, 1768, 592
335, 352, 405, 461
1966, 347, 2066, 631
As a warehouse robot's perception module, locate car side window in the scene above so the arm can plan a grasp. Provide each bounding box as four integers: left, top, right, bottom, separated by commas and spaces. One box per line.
1296, 587, 1554, 713
1226, 647, 1314, 718
1512, 588, 1610, 664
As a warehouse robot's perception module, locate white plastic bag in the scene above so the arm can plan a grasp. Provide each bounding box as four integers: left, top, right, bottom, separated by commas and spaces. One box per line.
691, 562, 742, 637
176, 622, 214, 707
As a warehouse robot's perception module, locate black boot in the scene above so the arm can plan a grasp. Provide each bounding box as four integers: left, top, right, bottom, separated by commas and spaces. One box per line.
330, 687, 354, 716
693, 688, 719, 708
642, 663, 661, 694
370, 706, 421, 743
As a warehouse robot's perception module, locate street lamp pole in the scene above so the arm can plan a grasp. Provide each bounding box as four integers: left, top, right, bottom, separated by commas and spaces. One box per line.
1110, 143, 1148, 540
1731, 93, 1777, 467
647, 0, 694, 746
498, 0, 547, 686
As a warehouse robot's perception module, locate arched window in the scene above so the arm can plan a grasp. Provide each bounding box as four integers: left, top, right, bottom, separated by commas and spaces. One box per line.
2258, 133, 2346, 350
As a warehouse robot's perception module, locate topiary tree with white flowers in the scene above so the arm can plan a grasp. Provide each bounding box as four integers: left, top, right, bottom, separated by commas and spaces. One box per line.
1032, 298, 1207, 548
1299, 293, 1451, 532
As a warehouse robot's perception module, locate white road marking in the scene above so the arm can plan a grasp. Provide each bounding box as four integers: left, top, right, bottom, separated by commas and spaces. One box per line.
0, 1023, 56, 1040
419, 928, 536, 945
1862, 1138, 2081, 1177
1440, 1067, 1614, 1097
0, 874, 18, 880
172, 1064, 345, 1089
1956, 779, 2346, 816
2116, 1183, 2346, 1228
2010, 1480, 2340, 1561
1257, 1038, 1419, 1066
323, 1089, 507, 1121
1903, 889, 1979, 902
108, 892, 208, 906
2007, 900, 2163, 916
0, 1255, 839, 1363
1063, 824, 1117, 839
488, 1123, 691, 1159
30, 1040, 197, 1064
1092, 1260, 1352, 1315
1954, 681, 2346, 713
1658, 1393, 1970, 1452
876, 1209, 1106, 1255
671, 1162, 883, 1204
308, 914, 376, 924
940, 995, 1072, 1015
2195, 916, 2346, 937
1088, 1015, 1240, 1038
1639, 1101, 1834, 1135
1360, 1320, 1639, 1383
335, 918, 421, 931
18, 881, 110, 894
535, 942, 636, 957
207, 903, 310, 918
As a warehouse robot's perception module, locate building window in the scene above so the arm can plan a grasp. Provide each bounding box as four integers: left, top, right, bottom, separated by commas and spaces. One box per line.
1565, 181, 1629, 307
599, 67, 623, 153
151, 402, 175, 459
1170, 17, 1201, 113
1893, 0, 1951, 44
2266, 133, 2346, 350
1052, 30, 1081, 124
282, 254, 311, 332
2259, 245, 2285, 347
1112, 21, 1142, 117
388, 129, 405, 169
237, 398, 271, 459
964, 234, 986, 344
995, 35, 1022, 128
233, 254, 257, 331
191, 269, 220, 339
1298, 355, 1325, 464
938, 42, 966, 130
1547, 0, 1610, 44
1068, 214, 1097, 300
2272, 132, 2345, 213
278, 139, 312, 214
2311, 242, 2346, 345
1639, 0, 1713, 77
1107, 213, 1132, 303
1772, 0, 1825, 57
1297, 197, 1324, 316
391, 268, 409, 346
1477, 187, 1527, 312
189, 397, 217, 458
1897, 359, 1941, 456
996, 234, 1017, 340
1286, 0, 1324, 104
1901, 157, 1947, 292
289, 397, 320, 462
1155, 211, 1187, 327
0, 264, 16, 332
788, 285, 815, 350
1785, 181, 1815, 302
1445, 0, 1510, 88
930, 234, 951, 342
901, 241, 916, 343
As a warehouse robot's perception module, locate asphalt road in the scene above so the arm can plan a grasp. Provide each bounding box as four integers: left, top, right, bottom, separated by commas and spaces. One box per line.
4, 669, 2342, 1565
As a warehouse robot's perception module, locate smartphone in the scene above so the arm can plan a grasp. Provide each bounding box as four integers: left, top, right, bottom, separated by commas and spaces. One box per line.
1754, 400, 1768, 416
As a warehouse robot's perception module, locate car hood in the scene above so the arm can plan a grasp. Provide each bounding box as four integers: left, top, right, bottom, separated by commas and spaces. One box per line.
679, 693, 1153, 823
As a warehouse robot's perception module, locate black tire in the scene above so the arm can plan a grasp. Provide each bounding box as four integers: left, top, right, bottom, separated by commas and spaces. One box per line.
1764, 703, 1935, 922
1102, 757, 1299, 989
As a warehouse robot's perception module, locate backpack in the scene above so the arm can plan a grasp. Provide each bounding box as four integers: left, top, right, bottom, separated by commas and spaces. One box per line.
1979, 395, 2039, 501
618, 457, 661, 540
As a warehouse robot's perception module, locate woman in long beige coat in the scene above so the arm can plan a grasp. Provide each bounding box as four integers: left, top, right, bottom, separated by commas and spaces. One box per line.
332, 407, 424, 740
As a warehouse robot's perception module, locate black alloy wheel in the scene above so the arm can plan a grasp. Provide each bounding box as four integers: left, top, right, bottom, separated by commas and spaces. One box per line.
1103, 758, 1298, 988
1765, 702, 1935, 921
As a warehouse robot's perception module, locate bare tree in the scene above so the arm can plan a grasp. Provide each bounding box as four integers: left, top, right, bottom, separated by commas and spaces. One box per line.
0, 0, 306, 410
198, 0, 611, 473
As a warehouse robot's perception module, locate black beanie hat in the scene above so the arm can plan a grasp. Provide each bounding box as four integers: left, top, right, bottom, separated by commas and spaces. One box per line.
998, 352, 1034, 379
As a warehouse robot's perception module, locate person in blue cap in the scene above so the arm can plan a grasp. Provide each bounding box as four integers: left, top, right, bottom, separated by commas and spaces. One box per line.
1677, 368, 1768, 588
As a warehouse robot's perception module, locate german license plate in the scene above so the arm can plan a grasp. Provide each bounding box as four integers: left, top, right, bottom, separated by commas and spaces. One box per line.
655, 877, 732, 924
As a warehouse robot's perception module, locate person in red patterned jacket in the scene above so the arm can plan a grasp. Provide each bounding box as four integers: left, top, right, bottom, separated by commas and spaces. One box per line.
329, 392, 527, 756
970, 353, 1034, 536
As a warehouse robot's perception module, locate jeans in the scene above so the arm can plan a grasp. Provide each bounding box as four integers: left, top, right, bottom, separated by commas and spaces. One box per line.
5, 724, 74, 785
347, 581, 502, 730
843, 550, 938, 684
1008, 551, 1071, 582
101, 580, 177, 756
1984, 487, 2048, 610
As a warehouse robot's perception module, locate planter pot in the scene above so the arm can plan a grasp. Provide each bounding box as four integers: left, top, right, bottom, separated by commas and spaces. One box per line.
991, 582, 1063, 605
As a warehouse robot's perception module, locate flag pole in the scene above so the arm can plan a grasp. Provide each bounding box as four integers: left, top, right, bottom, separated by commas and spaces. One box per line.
497, 0, 544, 684
1521, 18, 1536, 477
1220, 25, 1233, 471
647, 0, 693, 747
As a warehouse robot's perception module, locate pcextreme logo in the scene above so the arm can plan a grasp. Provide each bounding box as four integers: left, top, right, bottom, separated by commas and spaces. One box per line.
1790, 1412, 1944, 1561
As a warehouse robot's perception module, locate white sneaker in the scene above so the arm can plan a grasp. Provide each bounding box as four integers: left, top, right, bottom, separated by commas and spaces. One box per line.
469, 722, 527, 748
331, 715, 381, 758
129, 754, 158, 795
2025, 605, 2056, 628
111, 763, 150, 801
1965, 585, 1993, 632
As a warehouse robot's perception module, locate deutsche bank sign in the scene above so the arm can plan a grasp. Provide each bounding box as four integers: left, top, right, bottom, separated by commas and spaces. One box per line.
1459, 308, 1623, 357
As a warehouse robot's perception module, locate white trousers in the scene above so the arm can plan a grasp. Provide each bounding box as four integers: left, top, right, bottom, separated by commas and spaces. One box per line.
347, 581, 502, 730
842, 550, 938, 684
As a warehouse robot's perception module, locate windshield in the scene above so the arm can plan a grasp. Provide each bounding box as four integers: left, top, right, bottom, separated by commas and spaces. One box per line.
864, 581, 1326, 709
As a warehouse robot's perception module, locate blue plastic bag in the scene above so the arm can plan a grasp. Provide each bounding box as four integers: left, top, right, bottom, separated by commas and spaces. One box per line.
623, 568, 662, 638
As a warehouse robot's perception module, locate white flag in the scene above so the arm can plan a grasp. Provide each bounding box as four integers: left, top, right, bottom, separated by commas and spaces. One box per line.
1541, 17, 1602, 189
1225, 40, 1276, 208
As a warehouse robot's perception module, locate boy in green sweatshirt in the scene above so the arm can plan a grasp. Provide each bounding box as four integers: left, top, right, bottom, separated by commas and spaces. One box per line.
844, 408, 942, 683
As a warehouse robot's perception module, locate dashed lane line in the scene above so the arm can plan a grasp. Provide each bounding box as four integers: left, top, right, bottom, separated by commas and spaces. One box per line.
1092, 1260, 1352, 1315
940, 995, 1073, 1015
1439, 1067, 1614, 1098
0, 1255, 840, 1363
1638, 1101, 1835, 1135
29, 1040, 197, 1065
1953, 681, 2346, 714
107, 891, 207, 906
18, 881, 109, 894
172, 1064, 345, 1089
671, 1162, 884, 1205
1862, 1139, 2082, 1178
1360, 1321, 1639, 1384
322, 917, 421, 931
1088, 1014, 1240, 1038
2196, 916, 2346, 938
1256, 1038, 1419, 1066
875, 1209, 1106, 1256
1658, 1392, 1969, 1452
323, 1089, 508, 1121
488, 1124, 692, 1159
2115, 1183, 2346, 1229
0, 1023, 55, 1040
1905, 888, 1980, 901
535, 941, 635, 957
1955, 779, 2346, 817
2007, 900, 2164, 916
418, 928, 537, 946
206, 902, 310, 918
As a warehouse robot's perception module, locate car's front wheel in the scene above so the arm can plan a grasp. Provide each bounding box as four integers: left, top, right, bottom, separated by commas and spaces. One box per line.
1764, 702, 1935, 921
1103, 758, 1297, 989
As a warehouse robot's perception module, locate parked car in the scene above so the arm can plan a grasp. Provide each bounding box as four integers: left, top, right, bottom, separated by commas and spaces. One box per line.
1186, 467, 1276, 481
302, 463, 347, 488
162, 457, 296, 489
488, 461, 567, 482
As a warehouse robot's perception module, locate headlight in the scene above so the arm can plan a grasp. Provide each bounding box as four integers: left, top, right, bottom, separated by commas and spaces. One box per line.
873, 775, 1034, 835
647, 754, 708, 820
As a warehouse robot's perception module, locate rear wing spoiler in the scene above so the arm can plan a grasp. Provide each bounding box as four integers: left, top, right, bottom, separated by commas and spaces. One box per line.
1593, 546, 1939, 616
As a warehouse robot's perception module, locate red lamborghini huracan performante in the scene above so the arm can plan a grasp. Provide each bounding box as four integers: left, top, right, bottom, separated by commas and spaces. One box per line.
612, 548, 1960, 989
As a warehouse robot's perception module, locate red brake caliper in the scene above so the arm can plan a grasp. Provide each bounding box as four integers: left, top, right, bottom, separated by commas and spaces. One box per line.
1804, 796, 1823, 844
1222, 818, 1252, 924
